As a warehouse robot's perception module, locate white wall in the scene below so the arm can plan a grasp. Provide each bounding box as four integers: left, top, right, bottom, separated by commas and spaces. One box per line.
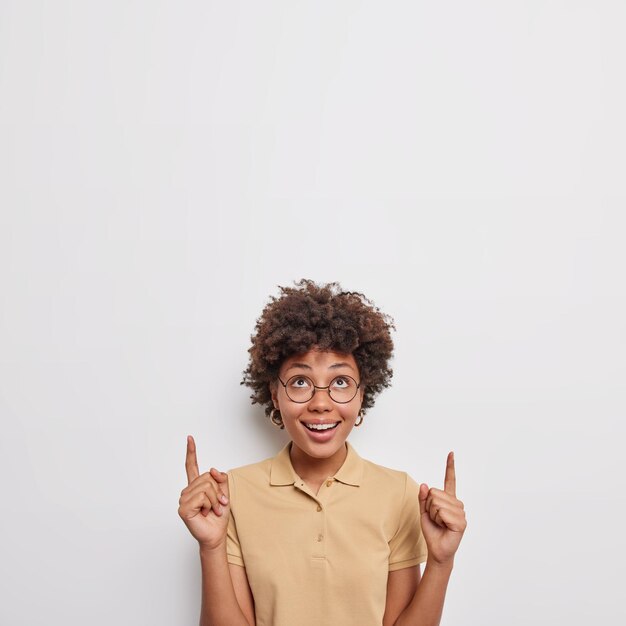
1, 1, 624, 624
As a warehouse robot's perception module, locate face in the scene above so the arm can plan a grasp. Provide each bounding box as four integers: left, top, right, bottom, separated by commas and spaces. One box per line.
270, 348, 365, 463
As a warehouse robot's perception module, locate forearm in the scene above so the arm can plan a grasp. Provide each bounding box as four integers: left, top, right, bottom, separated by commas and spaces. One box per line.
198, 544, 251, 626
395, 559, 454, 626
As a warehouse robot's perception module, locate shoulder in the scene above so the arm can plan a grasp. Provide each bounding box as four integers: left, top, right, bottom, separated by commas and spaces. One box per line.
227, 456, 273, 486
359, 456, 419, 500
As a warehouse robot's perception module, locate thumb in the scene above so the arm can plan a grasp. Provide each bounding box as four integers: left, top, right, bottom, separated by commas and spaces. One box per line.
210, 468, 230, 498
418, 483, 429, 516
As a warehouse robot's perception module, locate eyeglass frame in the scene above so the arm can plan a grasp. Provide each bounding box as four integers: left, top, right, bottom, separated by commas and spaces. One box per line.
276, 374, 362, 404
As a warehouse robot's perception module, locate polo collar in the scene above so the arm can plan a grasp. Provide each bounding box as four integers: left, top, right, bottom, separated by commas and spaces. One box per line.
269, 441, 363, 487
333, 442, 363, 486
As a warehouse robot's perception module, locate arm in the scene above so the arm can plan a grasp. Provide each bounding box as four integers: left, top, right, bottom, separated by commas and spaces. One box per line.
177, 436, 255, 626
382, 565, 421, 626
198, 544, 254, 626
392, 559, 453, 626
392, 452, 466, 625
228, 564, 255, 625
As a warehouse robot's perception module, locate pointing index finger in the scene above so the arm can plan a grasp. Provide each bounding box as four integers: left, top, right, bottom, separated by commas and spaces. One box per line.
185, 435, 200, 485
444, 451, 456, 497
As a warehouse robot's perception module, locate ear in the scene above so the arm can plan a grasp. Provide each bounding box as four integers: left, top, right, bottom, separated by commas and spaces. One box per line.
269, 381, 279, 408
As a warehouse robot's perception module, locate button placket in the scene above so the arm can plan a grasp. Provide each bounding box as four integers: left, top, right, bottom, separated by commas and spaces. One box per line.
312, 489, 327, 559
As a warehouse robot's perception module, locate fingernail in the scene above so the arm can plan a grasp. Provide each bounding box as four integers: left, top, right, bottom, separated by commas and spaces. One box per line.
219, 494, 229, 505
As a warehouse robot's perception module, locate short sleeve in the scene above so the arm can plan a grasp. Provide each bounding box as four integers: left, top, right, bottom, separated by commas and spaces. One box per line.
388, 473, 428, 571
226, 472, 245, 567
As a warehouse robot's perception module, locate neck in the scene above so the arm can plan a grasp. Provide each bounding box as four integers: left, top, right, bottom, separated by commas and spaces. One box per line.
289, 442, 348, 482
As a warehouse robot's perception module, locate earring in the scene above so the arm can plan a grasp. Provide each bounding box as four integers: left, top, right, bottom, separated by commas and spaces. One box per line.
354, 410, 364, 427
269, 408, 284, 429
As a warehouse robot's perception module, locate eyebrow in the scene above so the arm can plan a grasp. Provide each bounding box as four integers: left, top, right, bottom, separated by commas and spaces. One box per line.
285, 361, 355, 372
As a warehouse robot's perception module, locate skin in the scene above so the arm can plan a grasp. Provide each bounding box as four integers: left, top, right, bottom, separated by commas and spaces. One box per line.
269, 348, 365, 493
179, 439, 255, 625
179, 348, 467, 625
392, 455, 466, 626
417, 451, 467, 566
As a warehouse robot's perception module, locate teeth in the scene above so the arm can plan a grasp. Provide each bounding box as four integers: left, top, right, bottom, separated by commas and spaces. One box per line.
305, 422, 338, 431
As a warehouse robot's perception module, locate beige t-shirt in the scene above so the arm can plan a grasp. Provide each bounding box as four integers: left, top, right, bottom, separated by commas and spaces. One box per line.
226, 441, 428, 626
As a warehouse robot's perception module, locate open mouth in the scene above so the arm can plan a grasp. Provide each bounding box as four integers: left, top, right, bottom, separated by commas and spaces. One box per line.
303, 422, 340, 432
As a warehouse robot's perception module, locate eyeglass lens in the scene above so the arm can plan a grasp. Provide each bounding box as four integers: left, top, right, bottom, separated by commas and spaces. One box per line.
284, 375, 358, 403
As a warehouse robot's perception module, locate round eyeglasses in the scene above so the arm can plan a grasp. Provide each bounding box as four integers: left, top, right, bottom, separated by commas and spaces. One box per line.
277, 374, 361, 404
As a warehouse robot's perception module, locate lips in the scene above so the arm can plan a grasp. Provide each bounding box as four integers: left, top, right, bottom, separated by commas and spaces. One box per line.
300, 420, 341, 442
303, 422, 340, 432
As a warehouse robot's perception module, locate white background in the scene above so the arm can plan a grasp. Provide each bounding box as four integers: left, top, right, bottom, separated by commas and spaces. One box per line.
1, 1, 624, 624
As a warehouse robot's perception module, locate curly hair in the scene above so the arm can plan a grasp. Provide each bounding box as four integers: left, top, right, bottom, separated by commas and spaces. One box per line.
241, 279, 395, 417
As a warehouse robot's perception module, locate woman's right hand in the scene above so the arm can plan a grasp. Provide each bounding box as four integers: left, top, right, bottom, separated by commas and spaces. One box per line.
178, 435, 231, 550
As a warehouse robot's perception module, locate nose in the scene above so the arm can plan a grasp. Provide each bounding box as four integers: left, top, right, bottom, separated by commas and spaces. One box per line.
307, 386, 333, 412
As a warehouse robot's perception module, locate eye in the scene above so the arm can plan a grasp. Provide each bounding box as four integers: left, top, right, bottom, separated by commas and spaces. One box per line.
290, 377, 311, 388
332, 376, 350, 388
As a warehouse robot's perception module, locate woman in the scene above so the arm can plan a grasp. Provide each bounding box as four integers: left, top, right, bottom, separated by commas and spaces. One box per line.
178, 280, 467, 626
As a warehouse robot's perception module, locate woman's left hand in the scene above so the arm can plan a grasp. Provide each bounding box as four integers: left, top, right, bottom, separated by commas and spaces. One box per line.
418, 452, 467, 566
